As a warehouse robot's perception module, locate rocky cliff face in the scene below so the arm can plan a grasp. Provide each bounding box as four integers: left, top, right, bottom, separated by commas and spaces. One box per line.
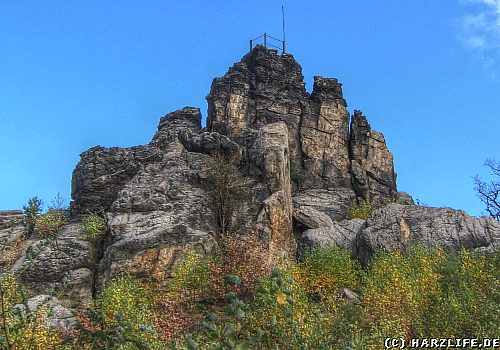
1, 46, 499, 311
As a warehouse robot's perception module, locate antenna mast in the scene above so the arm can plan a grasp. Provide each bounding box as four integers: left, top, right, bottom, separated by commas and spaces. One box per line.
282, 5, 286, 53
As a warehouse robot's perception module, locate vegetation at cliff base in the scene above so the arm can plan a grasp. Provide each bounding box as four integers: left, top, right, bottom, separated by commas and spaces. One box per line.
9, 244, 493, 349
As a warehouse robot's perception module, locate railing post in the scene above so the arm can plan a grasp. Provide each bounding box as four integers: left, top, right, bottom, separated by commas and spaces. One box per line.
250, 39, 253, 51
264, 32, 267, 48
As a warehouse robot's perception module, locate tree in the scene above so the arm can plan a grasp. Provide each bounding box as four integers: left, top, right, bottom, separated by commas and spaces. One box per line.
22, 197, 43, 236
474, 159, 500, 220
206, 152, 248, 236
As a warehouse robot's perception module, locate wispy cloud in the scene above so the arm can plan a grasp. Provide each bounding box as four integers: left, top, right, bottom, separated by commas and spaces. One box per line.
458, 0, 500, 76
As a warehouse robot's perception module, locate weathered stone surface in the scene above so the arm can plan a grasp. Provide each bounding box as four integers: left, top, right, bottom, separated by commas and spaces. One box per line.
349, 110, 397, 203
0, 210, 24, 249
301, 219, 366, 255
180, 130, 240, 156
300, 77, 351, 188
97, 224, 218, 289
357, 204, 500, 261
397, 192, 415, 205
18, 295, 76, 333
71, 145, 161, 214
207, 46, 308, 161
150, 107, 202, 149
293, 206, 334, 229
11, 222, 95, 305
255, 122, 296, 259
293, 188, 357, 222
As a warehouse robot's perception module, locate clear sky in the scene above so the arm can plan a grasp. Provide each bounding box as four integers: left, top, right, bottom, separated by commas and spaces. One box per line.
1, 0, 499, 216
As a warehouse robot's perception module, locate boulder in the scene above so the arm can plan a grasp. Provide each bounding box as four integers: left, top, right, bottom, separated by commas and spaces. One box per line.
11, 222, 95, 305
357, 204, 500, 261
301, 219, 366, 255
16, 295, 76, 333
293, 206, 334, 229
96, 224, 218, 290
293, 188, 357, 222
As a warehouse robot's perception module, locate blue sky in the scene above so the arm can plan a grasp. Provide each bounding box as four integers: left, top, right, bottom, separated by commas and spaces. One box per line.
1, 0, 499, 216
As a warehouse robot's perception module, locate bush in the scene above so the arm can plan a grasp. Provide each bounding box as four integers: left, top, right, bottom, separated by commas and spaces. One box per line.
34, 209, 66, 237
291, 246, 360, 300
418, 249, 500, 338
76, 274, 159, 349
169, 251, 214, 304
361, 246, 443, 338
83, 213, 107, 239
210, 229, 272, 299
22, 196, 43, 236
0, 273, 63, 349
346, 200, 373, 220
206, 152, 248, 236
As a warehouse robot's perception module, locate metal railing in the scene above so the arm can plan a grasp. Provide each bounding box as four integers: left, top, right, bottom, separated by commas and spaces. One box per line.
249, 32, 285, 53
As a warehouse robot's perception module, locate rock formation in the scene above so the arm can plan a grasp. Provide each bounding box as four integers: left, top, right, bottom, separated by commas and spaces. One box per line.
1, 45, 498, 314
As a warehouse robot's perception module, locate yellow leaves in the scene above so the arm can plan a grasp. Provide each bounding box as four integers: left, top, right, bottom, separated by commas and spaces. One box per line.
276, 293, 287, 305
1, 276, 63, 350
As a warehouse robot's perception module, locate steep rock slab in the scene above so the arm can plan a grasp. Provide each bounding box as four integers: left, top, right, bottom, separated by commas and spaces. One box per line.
293, 188, 357, 222
97, 224, 218, 290
301, 218, 366, 255
0, 210, 24, 250
255, 122, 296, 260
150, 107, 202, 149
293, 205, 334, 229
300, 77, 351, 188
349, 110, 397, 203
71, 107, 201, 215
207, 46, 308, 160
11, 222, 95, 305
357, 204, 500, 261
71, 145, 161, 214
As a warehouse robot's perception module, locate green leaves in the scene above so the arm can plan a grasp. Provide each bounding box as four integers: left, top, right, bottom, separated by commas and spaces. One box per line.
185, 335, 199, 349
224, 275, 241, 286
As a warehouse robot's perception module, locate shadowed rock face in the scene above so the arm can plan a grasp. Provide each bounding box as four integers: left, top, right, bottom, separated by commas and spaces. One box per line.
3, 46, 498, 314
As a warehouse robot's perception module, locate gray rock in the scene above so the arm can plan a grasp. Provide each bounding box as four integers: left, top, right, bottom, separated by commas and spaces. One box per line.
255, 122, 296, 259
0, 210, 25, 249
293, 206, 334, 229
357, 204, 500, 261
70, 145, 161, 214
96, 223, 219, 290
293, 188, 357, 222
302, 219, 366, 255
11, 222, 95, 304
349, 110, 397, 204
21, 295, 76, 333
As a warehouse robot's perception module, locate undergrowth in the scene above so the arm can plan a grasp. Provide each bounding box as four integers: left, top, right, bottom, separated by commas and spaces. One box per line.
2, 243, 498, 349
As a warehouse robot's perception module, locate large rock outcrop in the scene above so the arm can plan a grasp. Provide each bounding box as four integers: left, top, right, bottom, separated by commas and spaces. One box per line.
301, 204, 499, 262
3, 46, 498, 315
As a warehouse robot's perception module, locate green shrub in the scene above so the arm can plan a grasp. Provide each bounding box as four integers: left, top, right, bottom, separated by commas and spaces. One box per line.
77, 274, 159, 349
0, 273, 63, 349
346, 200, 373, 220
169, 251, 213, 303
417, 249, 500, 338
34, 209, 66, 237
22, 196, 43, 236
292, 246, 360, 300
83, 213, 107, 239
206, 152, 248, 236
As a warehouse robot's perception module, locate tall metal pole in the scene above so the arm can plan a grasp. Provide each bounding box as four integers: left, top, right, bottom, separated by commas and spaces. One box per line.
264, 32, 267, 48
282, 5, 286, 53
